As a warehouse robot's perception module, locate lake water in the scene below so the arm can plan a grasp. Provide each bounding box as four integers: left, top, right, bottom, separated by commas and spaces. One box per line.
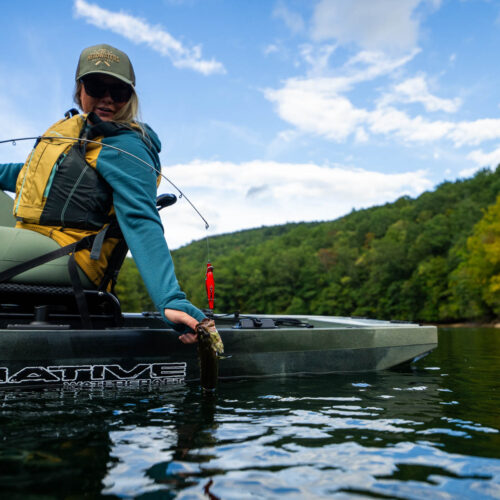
0, 327, 499, 499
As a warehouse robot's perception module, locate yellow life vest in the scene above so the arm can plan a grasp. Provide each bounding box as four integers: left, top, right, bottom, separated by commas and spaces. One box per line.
13, 113, 153, 287
14, 113, 109, 224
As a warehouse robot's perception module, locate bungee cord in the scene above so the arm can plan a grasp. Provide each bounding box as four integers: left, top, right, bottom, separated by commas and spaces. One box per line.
0, 135, 209, 229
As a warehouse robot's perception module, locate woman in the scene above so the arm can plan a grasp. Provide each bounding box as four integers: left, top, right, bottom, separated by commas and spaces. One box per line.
0, 44, 202, 343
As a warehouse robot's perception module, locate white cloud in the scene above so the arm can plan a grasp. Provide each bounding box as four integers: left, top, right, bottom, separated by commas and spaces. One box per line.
344, 49, 420, 83
449, 119, 500, 147
367, 106, 453, 142
268, 77, 500, 146
273, 1, 305, 34
459, 165, 482, 178
265, 78, 368, 141
265, 49, 500, 148
300, 44, 337, 75
73, 0, 225, 75
264, 44, 279, 56
467, 145, 500, 168
158, 160, 432, 248
355, 127, 369, 143
265, 50, 424, 142
380, 76, 461, 112
276, 129, 300, 143
311, 0, 423, 51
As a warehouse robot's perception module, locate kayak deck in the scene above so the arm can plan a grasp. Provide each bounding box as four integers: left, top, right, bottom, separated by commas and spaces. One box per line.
0, 312, 437, 389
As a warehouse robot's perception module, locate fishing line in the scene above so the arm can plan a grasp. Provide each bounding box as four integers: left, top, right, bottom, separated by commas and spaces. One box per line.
0, 135, 209, 230
206, 232, 211, 262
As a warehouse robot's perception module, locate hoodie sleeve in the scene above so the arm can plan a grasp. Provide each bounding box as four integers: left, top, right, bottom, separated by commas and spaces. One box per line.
95, 128, 206, 332
0, 163, 23, 192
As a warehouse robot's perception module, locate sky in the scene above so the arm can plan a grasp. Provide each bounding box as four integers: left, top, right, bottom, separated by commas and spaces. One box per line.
1, 0, 500, 248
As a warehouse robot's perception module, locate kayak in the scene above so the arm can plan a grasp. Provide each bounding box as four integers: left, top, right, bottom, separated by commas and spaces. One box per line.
0, 310, 437, 389
0, 190, 437, 389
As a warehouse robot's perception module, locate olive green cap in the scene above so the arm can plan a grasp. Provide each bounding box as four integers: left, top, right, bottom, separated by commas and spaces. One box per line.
75, 44, 135, 86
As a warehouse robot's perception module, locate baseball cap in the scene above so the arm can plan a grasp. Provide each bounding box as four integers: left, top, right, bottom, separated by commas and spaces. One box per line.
76, 44, 135, 86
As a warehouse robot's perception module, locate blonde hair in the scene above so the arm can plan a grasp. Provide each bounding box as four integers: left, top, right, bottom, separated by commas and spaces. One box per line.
73, 80, 145, 134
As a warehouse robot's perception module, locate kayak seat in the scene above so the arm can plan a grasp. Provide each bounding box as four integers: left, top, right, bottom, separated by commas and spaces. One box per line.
0, 226, 93, 286
0, 193, 177, 329
0, 225, 120, 329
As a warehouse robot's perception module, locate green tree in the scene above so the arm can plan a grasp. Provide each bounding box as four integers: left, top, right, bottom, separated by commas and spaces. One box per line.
450, 195, 500, 318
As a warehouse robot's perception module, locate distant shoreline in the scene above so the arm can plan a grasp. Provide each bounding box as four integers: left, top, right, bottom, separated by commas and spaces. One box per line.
432, 321, 500, 328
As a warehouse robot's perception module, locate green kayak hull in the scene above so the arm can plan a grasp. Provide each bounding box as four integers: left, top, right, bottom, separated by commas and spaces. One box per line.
0, 313, 437, 389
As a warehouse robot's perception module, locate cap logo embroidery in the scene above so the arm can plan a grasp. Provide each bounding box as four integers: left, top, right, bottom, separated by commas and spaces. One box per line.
87, 49, 120, 68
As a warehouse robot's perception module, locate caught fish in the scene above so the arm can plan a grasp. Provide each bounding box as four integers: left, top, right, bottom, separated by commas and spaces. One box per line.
196, 318, 224, 391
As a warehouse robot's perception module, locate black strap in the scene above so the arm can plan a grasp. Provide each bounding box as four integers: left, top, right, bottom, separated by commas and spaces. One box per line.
0, 218, 125, 284
67, 253, 92, 328
0, 235, 95, 284
98, 239, 128, 292
90, 224, 110, 260
64, 108, 79, 119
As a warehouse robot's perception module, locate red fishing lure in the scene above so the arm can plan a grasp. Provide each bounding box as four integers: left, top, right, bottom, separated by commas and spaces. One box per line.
205, 262, 215, 310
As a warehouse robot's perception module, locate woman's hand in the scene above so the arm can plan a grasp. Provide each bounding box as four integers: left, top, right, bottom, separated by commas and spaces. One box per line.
164, 308, 199, 344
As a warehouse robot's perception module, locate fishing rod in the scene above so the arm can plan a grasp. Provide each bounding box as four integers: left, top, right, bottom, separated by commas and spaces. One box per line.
0, 135, 209, 230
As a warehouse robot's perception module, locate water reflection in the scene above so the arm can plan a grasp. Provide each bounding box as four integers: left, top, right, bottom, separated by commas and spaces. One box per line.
0, 328, 498, 498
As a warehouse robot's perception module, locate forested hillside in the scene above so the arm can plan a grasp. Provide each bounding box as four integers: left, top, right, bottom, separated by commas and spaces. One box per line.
116, 167, 500, 323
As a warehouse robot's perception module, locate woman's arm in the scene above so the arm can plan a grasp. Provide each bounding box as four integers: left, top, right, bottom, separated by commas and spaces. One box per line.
0, 163, 23, 192
96, 130, 206, 334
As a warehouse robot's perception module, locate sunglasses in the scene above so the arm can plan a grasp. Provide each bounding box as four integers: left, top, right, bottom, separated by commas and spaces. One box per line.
81, 76, 133, 103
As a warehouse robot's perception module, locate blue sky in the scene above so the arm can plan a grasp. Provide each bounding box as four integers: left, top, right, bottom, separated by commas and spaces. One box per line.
2, 0, 500, 248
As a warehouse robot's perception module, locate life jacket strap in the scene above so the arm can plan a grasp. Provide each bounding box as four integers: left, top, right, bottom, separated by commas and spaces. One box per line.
0, 235, 95, 284
90, 223, 110, 261
64, 108, 80, 119
67, 252, 92, 329
97, 238, 128, 293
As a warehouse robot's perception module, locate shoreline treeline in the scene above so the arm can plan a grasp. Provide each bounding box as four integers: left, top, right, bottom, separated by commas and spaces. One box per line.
116, 167, 500, 323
